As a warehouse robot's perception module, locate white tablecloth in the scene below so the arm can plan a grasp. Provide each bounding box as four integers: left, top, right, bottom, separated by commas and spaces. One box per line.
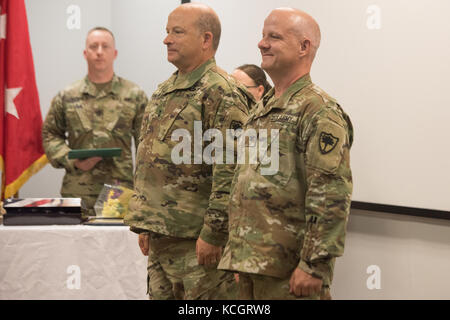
0, 225, 148, 300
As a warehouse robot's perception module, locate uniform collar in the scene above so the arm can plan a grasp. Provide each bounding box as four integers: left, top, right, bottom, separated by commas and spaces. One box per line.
164, 58, 217, 94
252, 73, 312, 120
239, 85, 257, 106
81, 74, 121, 97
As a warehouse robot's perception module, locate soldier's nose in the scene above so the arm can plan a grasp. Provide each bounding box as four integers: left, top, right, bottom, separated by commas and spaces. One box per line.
163, 35, 171, 45
258, 38, 270, 50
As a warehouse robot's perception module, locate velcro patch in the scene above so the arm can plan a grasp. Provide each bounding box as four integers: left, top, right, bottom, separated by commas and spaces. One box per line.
269, 114, 298, 124
319, 132, 339, 154
306, 120, 346, 174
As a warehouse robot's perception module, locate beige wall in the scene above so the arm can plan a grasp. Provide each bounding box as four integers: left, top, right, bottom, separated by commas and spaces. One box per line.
333, 210, 450, 299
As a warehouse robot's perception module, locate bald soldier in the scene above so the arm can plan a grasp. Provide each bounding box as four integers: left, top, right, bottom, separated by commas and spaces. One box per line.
218, 8, 353, 299
124, 4, 250, 299
42, 27, 148, 218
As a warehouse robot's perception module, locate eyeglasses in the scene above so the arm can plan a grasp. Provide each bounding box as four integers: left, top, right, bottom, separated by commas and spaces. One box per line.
244, 85, 259, 89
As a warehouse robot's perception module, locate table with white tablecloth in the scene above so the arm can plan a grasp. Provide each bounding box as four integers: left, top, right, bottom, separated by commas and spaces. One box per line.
0, 225, 148, 300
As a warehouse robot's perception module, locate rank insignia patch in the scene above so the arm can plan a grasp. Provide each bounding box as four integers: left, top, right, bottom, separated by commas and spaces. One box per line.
319, 132, 339, 154
230, 120, 243, 131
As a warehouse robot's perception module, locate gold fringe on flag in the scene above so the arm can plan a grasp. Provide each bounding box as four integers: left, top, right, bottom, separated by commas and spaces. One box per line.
1, 154, 48, 199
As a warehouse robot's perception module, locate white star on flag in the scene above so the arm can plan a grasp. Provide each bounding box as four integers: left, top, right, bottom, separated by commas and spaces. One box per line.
5, 87, 22, 119
0, 6, 5, 40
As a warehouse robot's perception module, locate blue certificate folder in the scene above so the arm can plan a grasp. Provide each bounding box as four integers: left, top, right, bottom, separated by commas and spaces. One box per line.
68, 148, 122, 160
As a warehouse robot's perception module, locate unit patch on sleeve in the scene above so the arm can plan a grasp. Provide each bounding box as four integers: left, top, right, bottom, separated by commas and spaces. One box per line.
319, 132, 339, 154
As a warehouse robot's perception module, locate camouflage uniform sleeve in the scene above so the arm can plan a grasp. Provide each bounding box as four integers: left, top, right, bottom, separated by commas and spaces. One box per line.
199, 86, 248, 247
297, 108, 353, 283
129, 226, 149, 234
132, 89, 149, 149
42, 93, 76, 172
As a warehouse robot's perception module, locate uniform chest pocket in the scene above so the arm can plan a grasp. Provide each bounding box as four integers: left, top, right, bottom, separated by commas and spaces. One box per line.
107, 103, 135, 136
102, 100, 135, 133
253, 121, 297, 187
157, 101, 192, 141
66, 103, 92, 133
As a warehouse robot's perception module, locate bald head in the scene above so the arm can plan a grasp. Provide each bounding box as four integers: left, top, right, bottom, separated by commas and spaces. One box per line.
173, 3, 221, 51
259, 8, 322, 94
270, 8, 321, 59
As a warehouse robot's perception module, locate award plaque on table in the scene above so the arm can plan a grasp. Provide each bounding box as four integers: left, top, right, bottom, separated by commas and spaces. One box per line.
2, 198, 83, 226
68, 148, 122, 160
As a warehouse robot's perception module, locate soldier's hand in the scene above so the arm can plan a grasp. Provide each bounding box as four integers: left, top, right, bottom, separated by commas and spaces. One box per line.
289, 267, 323, 297
138, 233, 149, 256
196, 237, 222, 266
74, 156, 102, 171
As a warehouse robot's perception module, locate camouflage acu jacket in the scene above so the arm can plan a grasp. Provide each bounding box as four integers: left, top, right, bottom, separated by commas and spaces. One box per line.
124, 59, 251, 246
42, 74, 148, 199
218, 74, 353, 285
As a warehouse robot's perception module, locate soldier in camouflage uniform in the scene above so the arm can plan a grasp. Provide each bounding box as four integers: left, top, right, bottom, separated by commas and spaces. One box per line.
218, 8, 353, 300
42, 27, 148, 217
124, 4, 250, 300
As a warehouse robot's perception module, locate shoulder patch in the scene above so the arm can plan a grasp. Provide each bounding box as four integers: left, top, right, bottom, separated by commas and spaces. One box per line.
319, 132, 339, 154
230, 120, 243, 130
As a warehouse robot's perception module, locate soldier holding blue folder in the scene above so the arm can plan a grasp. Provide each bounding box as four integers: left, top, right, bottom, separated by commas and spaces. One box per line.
42, 27, 148, 217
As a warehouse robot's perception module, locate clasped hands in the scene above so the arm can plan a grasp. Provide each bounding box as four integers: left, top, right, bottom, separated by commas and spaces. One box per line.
289, 267, 323, 297
195, 238, 322, 297
137, 235, 223, 266
138, 235, 322, 297
196, 237, 222, 266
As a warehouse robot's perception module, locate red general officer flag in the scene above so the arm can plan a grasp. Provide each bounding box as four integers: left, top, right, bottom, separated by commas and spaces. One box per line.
0, 0, 47, 199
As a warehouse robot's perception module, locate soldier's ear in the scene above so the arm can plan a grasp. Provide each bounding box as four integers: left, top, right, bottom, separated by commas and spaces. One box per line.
203, 31, 213, 50
256, 85, 265, 101
299, 39, 311, 58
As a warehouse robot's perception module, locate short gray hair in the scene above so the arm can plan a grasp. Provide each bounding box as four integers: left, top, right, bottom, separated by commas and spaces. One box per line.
196, 12, 221, 51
